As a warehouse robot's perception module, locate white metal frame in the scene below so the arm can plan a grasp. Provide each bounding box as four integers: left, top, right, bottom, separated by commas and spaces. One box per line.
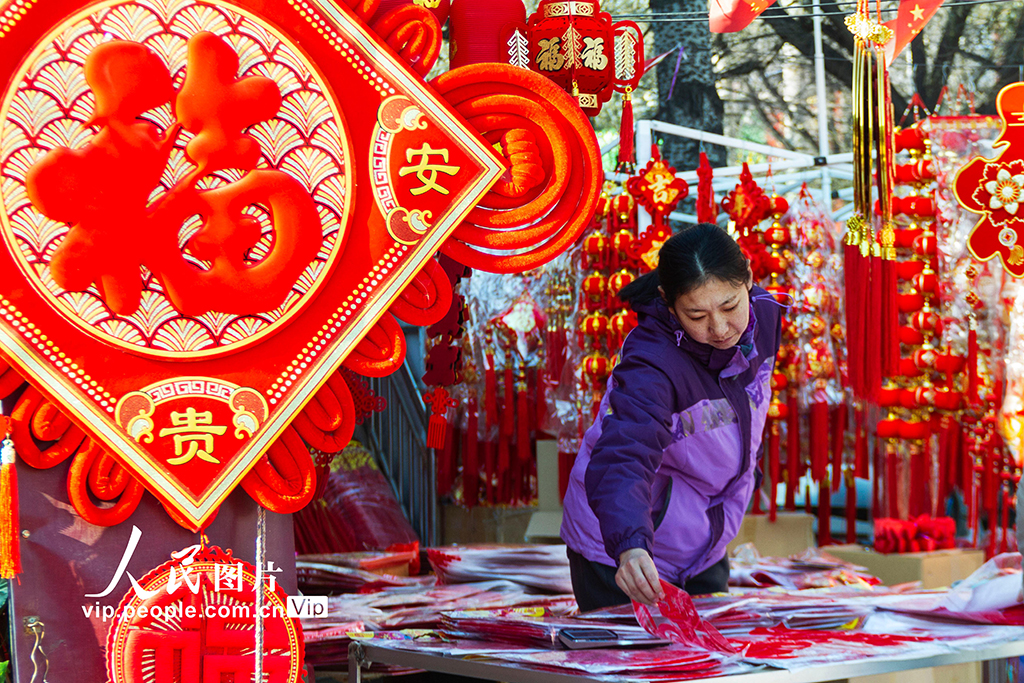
349, 638, 1024, 683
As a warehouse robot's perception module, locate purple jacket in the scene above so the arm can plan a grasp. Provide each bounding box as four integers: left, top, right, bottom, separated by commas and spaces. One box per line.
560, 286, 782, 584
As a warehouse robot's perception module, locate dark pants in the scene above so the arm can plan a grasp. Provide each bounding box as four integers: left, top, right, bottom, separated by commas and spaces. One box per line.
567, 548, 730, 613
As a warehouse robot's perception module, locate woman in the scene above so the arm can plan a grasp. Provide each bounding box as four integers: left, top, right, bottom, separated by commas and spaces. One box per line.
560, 223, 782, 611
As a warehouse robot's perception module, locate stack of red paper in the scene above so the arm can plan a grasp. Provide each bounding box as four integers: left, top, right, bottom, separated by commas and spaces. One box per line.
428, 544, 573, 593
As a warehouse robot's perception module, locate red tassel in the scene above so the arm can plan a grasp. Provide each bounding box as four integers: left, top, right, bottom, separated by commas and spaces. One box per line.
881, 257, 899, 377
769, 421, 780, 522
909, 441, 925, 518
0, 437, 21, 578
485, 439, 496, 504
967, 325, 979, 406
696, 152, 717, 224
873, 436, 883, 520
1000, 483, 1011, 554
886, 442, 899, 519
865, 254, 884, 399
786, 392, 799, 511
617, 91, 634, 169
809, 401, 829, 483
484, 352, 497, 428
427, 414, 447, 449
844, 241, 864, 397
559, 450, 574, 502
502, 366, 514, 438
854, 407, 869, 478
423, 386, 455, 449
846, 469, 857, 543
516, 376, 530, 464
818, 480, 832, 546
831, 404, 846, 493
438, 426, 456, 496
313, 463, 330, 502
464, 407, 479, 507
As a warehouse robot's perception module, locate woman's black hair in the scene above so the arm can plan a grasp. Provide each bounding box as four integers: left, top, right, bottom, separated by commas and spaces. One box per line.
618, 223, 750, 307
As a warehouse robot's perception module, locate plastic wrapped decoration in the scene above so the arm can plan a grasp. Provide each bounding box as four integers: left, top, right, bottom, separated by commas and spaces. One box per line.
922, 114, 1014, 555
780, 187, 845, 542
434, 255, 576, 507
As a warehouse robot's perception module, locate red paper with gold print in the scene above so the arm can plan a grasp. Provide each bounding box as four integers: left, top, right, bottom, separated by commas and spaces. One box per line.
0, 0, 502, 526
954, 82, 1024, 278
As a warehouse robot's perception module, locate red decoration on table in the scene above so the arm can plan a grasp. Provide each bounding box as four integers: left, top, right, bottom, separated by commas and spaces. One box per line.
633, 580, 737, 654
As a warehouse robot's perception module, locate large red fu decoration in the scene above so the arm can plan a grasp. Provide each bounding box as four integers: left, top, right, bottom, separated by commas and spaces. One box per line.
0, 0, 600, 528
954, 82, 1024, 277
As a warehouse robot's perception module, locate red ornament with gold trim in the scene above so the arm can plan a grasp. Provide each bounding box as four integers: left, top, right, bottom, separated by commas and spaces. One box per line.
954, 85, 1024, 278
520, 0, 642, 116
106, 544, 303, 683
626, 144, 690, 230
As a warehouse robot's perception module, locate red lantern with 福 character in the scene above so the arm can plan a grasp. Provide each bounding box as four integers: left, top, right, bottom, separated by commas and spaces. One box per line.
521, 0, 642, 117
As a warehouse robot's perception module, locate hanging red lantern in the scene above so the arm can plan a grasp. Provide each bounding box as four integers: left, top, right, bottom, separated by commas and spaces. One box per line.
608, 309, 638, 348
608, 269, 636, 295
582, 352, 611, 386
518, 0, 642, 116
580, 312, 610, 339
582, 232, 608, 270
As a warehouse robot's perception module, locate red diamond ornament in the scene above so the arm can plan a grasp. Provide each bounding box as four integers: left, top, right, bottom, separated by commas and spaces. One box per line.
0, 0, 502, 526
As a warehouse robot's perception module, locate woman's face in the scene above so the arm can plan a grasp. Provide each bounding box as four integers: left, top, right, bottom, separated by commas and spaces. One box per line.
665, 277, 751, 349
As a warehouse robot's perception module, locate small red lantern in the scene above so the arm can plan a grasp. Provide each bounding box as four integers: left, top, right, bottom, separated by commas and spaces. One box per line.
582, 232, 607, 270
583, 352, 611, 385
608, 269, 635, 294
910, 309, 941, 333
912, 270, 938, 294
582, 272, 607, 309
609, 309, 638, 347
580, 312, 610, 339
765, 222, 791, 247
768, 398, 789, 421
913, 346, 938, 371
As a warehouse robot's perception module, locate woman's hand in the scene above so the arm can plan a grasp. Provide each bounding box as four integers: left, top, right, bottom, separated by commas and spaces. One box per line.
616, 548, 665, 606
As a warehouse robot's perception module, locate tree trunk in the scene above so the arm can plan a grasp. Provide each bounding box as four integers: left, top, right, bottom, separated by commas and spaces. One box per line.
650, 0, 727, 170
